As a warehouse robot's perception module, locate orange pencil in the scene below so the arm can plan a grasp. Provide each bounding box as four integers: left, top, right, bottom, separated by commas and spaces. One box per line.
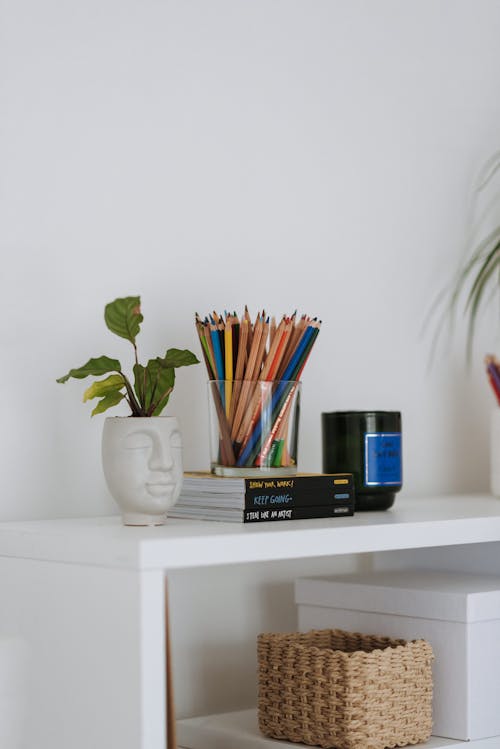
276, 314, 307, 380
266, 317, 293, 381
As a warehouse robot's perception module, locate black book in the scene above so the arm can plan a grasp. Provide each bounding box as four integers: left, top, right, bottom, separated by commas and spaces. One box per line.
244, 503, 353, 523
179, 472, 355, 511
169, 502, 354, 523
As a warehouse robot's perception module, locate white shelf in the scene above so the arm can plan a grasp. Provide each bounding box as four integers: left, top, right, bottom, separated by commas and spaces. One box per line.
177, 709, 500, 749
1, 495, 500, 570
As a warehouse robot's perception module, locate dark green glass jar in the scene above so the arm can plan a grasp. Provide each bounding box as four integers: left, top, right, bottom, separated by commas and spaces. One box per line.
322, 411, 402, 511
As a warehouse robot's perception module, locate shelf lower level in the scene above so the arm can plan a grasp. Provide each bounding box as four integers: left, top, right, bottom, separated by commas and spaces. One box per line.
177, 709, 500, 749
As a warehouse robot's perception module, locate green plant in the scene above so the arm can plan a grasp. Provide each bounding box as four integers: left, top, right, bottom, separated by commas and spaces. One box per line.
57, 296, 199, 416
430, 151, 500, 361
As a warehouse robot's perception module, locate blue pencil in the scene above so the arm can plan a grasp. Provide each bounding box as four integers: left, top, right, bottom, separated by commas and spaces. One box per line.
210, 322, 225, 408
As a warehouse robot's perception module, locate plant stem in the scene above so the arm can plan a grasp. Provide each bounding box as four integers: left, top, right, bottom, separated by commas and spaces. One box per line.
142, 368, 147, 411
120, 373, 144, 416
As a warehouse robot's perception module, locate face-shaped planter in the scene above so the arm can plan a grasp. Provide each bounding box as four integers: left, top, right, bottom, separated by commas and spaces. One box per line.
102, 416, 183, 525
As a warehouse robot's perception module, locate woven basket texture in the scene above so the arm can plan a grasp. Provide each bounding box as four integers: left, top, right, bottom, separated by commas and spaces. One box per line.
258, 629, 433, 749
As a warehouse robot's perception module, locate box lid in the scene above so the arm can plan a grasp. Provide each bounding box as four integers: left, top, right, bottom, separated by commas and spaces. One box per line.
294, 570, 500, 623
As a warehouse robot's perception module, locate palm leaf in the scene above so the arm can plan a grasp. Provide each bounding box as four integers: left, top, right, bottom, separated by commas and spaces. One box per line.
465, 240, 500, 361
476, 150, 500, 193
427, 158, 500, 363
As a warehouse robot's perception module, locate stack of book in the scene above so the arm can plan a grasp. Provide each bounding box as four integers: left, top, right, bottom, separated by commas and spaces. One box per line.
169, 472, 355, 523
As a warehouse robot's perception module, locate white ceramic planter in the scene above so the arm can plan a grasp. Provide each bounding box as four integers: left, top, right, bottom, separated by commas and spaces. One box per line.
491, 409, 500, 498
102, 416, 183, 526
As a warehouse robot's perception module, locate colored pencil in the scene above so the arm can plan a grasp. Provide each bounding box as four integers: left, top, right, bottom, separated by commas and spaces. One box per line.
229, 319, 248, 425
195, 308, 321, 469
486, 355, 500, 406
224, 317, 233, 417
234, 316, 287, 457
236, 321, 320, 466
209, 319, 224, 381
231, 314, 264, 442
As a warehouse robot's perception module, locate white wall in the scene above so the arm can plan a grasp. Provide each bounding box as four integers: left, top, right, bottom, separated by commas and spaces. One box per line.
2, 0, 500, 521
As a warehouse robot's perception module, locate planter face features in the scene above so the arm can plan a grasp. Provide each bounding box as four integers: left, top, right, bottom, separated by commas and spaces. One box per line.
102, 416, 183, 525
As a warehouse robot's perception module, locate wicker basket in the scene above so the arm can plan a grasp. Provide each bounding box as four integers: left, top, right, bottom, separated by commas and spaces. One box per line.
257, 629, 433, 749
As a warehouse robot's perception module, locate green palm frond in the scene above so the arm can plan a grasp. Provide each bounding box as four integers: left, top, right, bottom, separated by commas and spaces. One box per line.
476, 150, 500, 193
464, 240, 500, 360
427, 151, 500, 364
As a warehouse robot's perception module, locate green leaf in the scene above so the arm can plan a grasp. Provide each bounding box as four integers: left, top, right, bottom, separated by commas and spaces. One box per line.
56, 356, 122, 384
137, 359, 175, 416
104, 296, 143, 343
83, 374, 125, 402
91, 390, 125, 416
133, 363, 147, 410
465, 241, 500, 361
161, 348, 200, 368
131, 349, 198, 415
152, 368, 175, 416
465, 240, 500, 314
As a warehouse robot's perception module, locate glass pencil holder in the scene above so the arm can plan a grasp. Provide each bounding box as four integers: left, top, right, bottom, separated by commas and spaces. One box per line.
207, 380, 301, 477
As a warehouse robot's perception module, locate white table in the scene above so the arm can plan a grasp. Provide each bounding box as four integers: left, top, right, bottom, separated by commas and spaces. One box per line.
1, 495, 500, 748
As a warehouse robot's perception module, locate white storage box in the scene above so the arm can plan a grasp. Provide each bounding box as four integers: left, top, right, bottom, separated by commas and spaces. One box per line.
295, 570, 500, 741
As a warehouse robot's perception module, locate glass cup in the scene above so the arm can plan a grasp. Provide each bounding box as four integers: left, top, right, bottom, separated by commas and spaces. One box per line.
207, 380, 301, 477
322, 410, 402, 511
